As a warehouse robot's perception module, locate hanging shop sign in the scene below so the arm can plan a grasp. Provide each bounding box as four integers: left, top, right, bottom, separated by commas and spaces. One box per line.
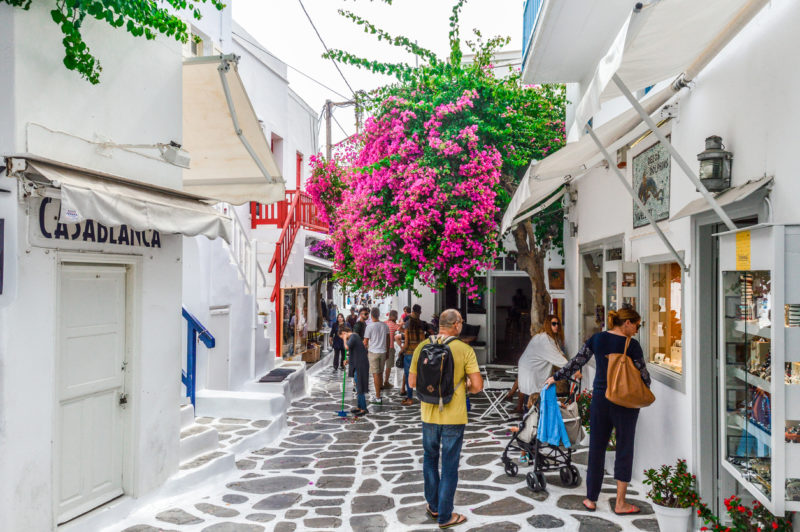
632, 140, 671, 228
30, 197, 161, 250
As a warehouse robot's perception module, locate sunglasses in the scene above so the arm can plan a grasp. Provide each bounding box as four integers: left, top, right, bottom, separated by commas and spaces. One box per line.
550, 321, 560, 326
635, 321, 644, 331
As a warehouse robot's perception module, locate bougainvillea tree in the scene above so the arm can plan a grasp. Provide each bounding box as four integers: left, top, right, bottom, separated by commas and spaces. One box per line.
308, 0, 566, 326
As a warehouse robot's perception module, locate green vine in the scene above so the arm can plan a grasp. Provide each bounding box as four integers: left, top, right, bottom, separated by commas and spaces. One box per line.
3, 0, 225, 84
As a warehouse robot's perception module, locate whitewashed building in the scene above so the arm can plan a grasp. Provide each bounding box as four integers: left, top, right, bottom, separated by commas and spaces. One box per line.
507, 0, 800, 522
0, 1, 319, 530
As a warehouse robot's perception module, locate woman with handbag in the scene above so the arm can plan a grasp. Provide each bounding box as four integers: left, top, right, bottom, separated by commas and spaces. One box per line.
544, 308, 652, 515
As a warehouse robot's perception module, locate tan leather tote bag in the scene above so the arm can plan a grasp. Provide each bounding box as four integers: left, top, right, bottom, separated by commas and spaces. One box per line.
606, 337, 655, 409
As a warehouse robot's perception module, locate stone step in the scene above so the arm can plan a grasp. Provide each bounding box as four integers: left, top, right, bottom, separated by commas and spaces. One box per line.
179, 424, 220, 464
194, 389, 286, 420
179, 403, 195, 431
218, 414, 286, 456
173, 449, 235, 488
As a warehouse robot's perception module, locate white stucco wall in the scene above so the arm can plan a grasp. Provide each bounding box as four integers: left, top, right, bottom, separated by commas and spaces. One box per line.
0, 2, 189, 529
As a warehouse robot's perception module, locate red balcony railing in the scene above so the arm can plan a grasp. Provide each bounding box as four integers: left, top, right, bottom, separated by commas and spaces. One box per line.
250, 190, 328, 232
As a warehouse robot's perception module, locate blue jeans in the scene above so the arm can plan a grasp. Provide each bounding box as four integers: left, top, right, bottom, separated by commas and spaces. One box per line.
403, 354, 414, 399
422, 422, 465, 525
354, 370, 367, 410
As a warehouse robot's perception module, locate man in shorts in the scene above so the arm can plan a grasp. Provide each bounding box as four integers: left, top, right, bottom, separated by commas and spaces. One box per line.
364, 307, 390, 406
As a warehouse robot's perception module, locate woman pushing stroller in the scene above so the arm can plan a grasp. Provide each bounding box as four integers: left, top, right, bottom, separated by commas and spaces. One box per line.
544, 308, 652, 516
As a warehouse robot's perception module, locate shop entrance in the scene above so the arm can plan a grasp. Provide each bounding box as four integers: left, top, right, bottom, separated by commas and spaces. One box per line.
56, 263, 127, 523
581, 249, 605, 341
492, 275, 532, 364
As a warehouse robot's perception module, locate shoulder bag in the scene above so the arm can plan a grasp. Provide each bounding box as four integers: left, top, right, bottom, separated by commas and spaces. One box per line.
606, 337, 655, 409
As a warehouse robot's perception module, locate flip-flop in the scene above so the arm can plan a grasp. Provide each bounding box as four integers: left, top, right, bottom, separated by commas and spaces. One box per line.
439, 513, 467, 529
582, 501, 597, 512
614, 505, 641, 515
426, 505, 438, 519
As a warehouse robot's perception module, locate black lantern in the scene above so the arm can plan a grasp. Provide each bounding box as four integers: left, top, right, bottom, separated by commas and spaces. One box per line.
697, 136, 733, 192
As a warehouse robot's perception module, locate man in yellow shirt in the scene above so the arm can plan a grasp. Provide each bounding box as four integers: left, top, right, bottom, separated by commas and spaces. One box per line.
409, 309, 483, 529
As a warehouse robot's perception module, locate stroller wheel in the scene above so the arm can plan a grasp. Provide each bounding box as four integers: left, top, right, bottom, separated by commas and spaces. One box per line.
535, 471, 547, 491
559, 466, 574, 486
569, 465, 581, 486
505, 462, 519, 477
526, 471, 540, 492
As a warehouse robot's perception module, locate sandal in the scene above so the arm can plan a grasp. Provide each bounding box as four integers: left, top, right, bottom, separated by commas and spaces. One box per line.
439, 513, 467, 529
582, 500, 597, 512
614, 505, 641, 515
401, 398, 414, 406
426, 505, 438, 519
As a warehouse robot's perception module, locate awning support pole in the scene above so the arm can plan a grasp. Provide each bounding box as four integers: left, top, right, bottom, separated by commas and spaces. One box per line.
585, 125, 688, 273
612, 73, 736, 231
217, 56, 278, 184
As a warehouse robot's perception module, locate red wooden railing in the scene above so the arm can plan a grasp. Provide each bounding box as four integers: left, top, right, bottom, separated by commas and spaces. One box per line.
255, 190, 328, 357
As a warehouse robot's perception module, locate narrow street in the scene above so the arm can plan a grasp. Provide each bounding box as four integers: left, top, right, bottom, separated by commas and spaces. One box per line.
115, 366, 658, 532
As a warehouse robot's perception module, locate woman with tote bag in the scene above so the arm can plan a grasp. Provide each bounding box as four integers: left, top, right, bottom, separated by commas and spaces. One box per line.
544, 308, 652, 515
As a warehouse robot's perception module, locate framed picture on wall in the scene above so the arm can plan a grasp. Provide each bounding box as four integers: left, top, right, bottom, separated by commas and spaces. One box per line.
622, 272, 637, 287
548, 268, 565, 290
632, 140, 671, 228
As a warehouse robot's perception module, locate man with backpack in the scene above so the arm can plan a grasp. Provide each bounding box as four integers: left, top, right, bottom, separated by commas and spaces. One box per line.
409, 309, 483, 529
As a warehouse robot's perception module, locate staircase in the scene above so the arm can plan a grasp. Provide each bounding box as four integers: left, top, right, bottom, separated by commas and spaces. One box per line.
251, 191, 328, 358
215, 203, 268, 295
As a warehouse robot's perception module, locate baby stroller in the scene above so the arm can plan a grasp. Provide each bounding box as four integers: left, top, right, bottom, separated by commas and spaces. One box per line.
501, 378, 584, 492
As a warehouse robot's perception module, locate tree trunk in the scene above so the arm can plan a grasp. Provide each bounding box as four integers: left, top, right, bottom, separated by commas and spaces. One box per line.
512, 221, 551, 335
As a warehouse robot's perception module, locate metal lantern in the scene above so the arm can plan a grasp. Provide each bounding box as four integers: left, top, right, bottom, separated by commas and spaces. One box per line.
697, 135, 733, 192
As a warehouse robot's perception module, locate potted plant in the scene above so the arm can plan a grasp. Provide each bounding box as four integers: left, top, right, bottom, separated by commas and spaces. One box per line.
696, 494, 794, 531
643, 459, 698, 531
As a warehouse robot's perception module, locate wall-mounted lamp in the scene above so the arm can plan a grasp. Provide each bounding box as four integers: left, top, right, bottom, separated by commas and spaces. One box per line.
697, 135, 733, 192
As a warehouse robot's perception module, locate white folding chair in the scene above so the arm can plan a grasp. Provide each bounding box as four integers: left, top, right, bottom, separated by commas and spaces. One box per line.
478, 367, 515, 420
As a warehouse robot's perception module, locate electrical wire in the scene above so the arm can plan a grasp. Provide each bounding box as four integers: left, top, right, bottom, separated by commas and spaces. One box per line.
331, 112, 350, 138
232, 30, 350, 101
296, 0, 356, 96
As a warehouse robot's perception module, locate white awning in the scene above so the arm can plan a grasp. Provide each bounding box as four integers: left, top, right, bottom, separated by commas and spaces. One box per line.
182, 55, 285, 205
501, 85, 675, 233
304, 250, 333, 271
23, 159, 232, 242
572, 0, 768, 133
671, 175, 773, 221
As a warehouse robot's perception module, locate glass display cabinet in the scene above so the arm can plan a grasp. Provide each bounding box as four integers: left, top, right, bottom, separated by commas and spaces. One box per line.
718, 224, 800, 514
604, 260, 639, 314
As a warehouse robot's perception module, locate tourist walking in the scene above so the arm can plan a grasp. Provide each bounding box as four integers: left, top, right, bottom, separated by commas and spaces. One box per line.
339, 326, 370, 416
384, 310, 402, 389
400, 306, 426, 406
401, 305, 411, 322
330, 313, 346, 370
518, 314, 568, 408
409, 309, 483, 529
364, 307, 390, 405
353, 307, 369, 339
346, 306, 358, 328
544, 308, 651, 515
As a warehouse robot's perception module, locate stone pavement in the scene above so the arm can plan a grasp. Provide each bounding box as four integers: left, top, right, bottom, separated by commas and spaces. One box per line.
114, 367, 660, 532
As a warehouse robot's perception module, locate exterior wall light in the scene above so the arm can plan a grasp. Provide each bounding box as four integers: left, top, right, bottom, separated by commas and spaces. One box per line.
697, 135, 733, 192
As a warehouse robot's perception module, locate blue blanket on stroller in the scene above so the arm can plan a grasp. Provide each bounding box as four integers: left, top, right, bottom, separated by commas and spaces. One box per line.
537, 385, 571, 448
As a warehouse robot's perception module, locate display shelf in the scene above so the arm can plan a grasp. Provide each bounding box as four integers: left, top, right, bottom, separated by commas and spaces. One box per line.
733, 319, 771, 339
721, 459, 777, 514
729, 413, 772, 446
730, 366, 771, 393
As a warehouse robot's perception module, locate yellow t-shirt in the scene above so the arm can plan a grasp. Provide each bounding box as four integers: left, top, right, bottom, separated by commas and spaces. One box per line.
410, 337, 479, 425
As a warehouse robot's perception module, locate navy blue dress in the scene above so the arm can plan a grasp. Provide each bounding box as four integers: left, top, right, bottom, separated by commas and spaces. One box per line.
554, 332, 651, 501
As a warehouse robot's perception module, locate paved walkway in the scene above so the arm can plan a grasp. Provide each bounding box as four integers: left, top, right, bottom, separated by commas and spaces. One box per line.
115, 367, 659, 532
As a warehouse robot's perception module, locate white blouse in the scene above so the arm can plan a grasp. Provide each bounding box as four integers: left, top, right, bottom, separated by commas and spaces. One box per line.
518, 333, 568, 395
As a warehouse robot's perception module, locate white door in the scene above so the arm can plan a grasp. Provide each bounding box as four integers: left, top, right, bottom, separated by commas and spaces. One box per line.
207, 306, 231, 389
57, 264, 127, 523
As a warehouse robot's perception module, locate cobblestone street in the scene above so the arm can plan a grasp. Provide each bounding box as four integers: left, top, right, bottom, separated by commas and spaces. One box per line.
115, 366, 660, 532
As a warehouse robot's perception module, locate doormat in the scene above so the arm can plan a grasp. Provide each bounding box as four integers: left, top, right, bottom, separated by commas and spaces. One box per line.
258, 368, 296, 383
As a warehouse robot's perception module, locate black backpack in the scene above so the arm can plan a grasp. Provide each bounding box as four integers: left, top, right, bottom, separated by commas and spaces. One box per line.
415, 336, 463, 411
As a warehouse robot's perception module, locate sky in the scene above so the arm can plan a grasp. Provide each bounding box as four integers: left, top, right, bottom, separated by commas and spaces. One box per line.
233, 0, 524, 148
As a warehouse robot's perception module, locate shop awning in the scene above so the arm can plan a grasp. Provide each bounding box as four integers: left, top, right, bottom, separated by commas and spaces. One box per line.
182, 55, 285, 205
671, 175, 773, 221
571, 0, 768, 136
304, 250, 333, 272
501, 85, 675, 233
19, 158, 232, 242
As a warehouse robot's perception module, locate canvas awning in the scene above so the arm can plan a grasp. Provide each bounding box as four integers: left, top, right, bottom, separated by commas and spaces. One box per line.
501, 85, 675, 233
304, 251, 333, 272
671, 176, 773, 221
182, 55, 285, 205
571, 0, 769, 137
18, 158, 232, 242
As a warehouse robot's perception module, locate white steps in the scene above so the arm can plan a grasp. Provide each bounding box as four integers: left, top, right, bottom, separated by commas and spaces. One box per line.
178, 403, 221, 465
194, 389, 286, 420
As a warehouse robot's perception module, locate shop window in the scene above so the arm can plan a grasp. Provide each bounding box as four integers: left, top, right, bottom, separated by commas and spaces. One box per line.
581, 250, 604, 340
645, 262, 683, 374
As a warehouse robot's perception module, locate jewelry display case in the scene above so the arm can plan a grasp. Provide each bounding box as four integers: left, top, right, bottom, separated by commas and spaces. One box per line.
718, 224, 800, 513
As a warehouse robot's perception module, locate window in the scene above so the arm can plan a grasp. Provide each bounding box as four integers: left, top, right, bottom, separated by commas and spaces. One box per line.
182, 30, 204, 58
645, 262, 683, 374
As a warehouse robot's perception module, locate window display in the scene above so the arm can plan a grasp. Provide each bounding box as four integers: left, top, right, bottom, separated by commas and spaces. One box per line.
723, 270, 772, 498
646, 262, 682, 374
